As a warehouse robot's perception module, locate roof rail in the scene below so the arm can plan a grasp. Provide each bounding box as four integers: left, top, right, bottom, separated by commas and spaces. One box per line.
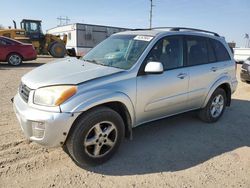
152, 27, 220, 37
131, 28, 150, 31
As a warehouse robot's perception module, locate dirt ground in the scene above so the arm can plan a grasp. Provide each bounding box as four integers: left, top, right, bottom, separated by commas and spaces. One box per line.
0, 58, 250, 188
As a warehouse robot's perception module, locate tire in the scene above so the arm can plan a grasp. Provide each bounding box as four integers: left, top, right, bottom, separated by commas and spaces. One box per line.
198, 88, 227, 123
65, 107, 125, 167
49, 42, 66, 58
7, 53, 22, 66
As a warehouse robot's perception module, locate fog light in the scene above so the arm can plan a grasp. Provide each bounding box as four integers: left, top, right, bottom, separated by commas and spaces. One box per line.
31, 121, 45, 139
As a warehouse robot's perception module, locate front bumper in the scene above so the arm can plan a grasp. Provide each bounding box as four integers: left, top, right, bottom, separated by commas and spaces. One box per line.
240, 70, 250, 82
13, 93, 79, 147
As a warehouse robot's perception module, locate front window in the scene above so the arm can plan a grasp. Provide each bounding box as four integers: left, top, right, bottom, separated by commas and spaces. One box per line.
145, 36, 183, 70
82, 35, 152, 70
25, 22, 42, 33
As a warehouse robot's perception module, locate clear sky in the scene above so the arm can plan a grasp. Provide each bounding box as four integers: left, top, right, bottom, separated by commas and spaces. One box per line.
0, 0, 249, 47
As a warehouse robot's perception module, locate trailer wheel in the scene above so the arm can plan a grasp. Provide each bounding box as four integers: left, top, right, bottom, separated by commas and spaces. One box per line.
49, 42, 66, 58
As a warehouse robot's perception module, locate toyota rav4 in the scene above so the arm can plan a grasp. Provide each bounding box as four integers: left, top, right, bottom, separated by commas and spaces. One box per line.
13, 27, 238, 166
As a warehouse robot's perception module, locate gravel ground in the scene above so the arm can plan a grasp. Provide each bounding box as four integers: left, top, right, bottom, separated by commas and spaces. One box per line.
0, 58, 250, 188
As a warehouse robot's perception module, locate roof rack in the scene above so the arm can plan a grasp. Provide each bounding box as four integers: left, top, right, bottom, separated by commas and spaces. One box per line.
131, 28, 151, 31
152, 27, 220, 37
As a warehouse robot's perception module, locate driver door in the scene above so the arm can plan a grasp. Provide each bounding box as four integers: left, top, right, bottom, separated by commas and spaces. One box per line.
136, 36, 190, 125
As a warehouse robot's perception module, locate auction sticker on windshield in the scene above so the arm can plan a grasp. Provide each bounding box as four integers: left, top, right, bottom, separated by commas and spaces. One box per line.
134, 35, 153, 41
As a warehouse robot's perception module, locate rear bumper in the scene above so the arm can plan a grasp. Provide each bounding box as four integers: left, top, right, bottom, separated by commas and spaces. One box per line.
23, 51, 37, 61
13, 93, 79, 147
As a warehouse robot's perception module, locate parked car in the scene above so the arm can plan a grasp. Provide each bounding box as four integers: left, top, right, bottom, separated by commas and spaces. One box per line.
234, 48, 250, 64
240, 57, 250, 83
0, 36, 37, 66
13, 27, 237, 167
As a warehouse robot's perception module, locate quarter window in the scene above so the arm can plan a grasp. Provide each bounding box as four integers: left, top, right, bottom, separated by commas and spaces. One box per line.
146, 36, 183, 70
186, 36, 209, 66
210, 39, 231, 61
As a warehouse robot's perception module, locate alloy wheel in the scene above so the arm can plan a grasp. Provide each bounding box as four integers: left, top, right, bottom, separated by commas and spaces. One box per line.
84, 121, 117, 158
210, 94, 224, 118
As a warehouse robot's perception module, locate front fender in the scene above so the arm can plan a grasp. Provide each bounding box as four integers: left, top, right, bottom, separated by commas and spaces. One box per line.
202, 75, 232, 108
60, 89, 136, 126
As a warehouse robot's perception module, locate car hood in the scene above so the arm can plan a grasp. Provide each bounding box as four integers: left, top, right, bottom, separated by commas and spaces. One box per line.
22, 57, 123, 89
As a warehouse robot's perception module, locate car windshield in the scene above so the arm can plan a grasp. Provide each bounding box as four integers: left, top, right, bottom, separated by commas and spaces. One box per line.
81, 35, 153, 70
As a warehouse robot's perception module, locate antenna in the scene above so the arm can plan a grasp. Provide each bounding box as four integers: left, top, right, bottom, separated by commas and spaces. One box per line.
149, 0, 154, 29
57, 16, 70, 26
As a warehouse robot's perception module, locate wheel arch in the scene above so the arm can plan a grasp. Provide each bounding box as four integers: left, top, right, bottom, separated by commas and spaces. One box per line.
218, 83, 231, 106
64, 91, 136, 144
202, 77, 232, 108
67, 101, 133, 142
6, 52, 23, 62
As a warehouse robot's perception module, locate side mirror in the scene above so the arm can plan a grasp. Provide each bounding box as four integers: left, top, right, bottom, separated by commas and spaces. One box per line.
144, 61, 164, 74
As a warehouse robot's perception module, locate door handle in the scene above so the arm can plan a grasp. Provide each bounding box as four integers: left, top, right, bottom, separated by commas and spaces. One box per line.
177, 73, 187, 79
211, 67, 218, 72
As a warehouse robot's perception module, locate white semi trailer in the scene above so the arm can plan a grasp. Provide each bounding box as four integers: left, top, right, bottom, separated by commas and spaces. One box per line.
233, 48, 250, 63
47, 23, 128, 57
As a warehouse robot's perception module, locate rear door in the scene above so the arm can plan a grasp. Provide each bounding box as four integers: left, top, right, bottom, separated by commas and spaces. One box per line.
136, 36, 190, 125
185, 36, 230, 109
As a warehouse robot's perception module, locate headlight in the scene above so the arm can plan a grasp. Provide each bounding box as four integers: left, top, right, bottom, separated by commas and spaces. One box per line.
34, 85, 77, 106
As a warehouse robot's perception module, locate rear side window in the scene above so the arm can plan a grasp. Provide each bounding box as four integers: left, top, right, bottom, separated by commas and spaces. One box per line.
186, 36, 209, 66
207, 40, 216, 63
210, 39, 231, 61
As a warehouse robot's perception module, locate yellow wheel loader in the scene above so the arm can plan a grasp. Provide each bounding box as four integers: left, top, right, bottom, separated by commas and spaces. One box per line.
0, 19, 67, 58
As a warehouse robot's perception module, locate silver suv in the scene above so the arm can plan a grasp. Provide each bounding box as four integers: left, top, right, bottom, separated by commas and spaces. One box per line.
13, 27, 238, 166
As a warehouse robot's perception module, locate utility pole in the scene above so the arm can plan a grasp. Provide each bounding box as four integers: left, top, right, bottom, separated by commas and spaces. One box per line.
57, 16, 70, 26
244, 33, 249, 48
149, 0, 153, 29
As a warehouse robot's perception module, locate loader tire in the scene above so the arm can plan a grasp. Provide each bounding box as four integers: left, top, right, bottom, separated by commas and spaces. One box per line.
49, 42, 66, 58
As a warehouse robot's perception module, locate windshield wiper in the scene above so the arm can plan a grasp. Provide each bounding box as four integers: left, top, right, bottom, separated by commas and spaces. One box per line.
83, 59, 109, 67
83, 59, 98, 64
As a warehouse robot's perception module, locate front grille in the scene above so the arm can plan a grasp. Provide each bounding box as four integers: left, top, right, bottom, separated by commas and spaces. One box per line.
242, 63, 249, 71
19, 83, 31, 103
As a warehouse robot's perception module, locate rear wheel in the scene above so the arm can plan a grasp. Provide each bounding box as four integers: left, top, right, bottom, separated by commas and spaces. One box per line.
198, 88, 227, 123
7, 53, 22, 66
49, 42, 66, 58
65, 107, 125, 166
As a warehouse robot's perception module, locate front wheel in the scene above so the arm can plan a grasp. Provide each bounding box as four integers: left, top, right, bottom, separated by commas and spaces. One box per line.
65, 107, 125, 166
198, 88, 227, 123
49, 42, 66, 58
